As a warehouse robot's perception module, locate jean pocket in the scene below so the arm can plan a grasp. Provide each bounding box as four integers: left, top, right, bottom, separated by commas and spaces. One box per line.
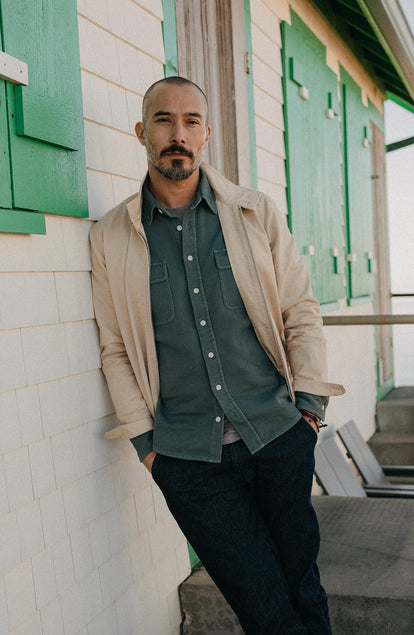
214, 249, 244, 310
151, 453, 162, 479
150, 261, 175, 325
299, 417, 318, 442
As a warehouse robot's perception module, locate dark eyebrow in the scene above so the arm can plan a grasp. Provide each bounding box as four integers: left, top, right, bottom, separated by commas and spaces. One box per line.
152, 110, 203, 119
153, 110, 172, 118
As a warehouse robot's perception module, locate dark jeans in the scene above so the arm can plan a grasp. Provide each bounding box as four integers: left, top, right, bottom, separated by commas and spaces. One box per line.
152, 418, 331, 635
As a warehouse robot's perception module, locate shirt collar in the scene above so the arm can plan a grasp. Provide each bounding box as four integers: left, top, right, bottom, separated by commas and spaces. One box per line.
142, 168, 217, 225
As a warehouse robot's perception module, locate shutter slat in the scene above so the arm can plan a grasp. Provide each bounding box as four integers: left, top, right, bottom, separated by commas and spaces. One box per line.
15, 87, 80, 150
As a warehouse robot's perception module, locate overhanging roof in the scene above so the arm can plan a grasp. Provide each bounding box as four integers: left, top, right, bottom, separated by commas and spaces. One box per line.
312, 0, 414, 107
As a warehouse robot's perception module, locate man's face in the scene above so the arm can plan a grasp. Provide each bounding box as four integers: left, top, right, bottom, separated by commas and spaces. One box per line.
135, 83, 211, 181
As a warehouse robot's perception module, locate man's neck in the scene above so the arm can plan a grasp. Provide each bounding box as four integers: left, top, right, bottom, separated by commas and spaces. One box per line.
147, 165, 200, 209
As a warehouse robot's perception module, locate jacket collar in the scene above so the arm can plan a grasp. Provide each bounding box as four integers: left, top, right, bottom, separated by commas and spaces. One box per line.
200, 162, 261, 210
126, 161, 261, 227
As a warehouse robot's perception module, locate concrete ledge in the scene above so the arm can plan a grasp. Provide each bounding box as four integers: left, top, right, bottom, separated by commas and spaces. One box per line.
376, 386, 414, 433
314, 497, 414, 634
368, 432, 414, 464
328, 596, 414, 634
180, 497, 414, 634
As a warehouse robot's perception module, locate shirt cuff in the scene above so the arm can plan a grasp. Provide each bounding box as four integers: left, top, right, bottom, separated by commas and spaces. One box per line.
295, 392, 329, 421
130, 430, 153, 461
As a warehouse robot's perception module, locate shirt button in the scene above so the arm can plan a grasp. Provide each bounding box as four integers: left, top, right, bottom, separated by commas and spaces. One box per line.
200, 320, 206, 326
215, 384, 222, 391
187, 255, 193, 261
208, 352, 214, 358
215, 416, 221, 423
193, 288, 199, 294
176, 225, 183, 231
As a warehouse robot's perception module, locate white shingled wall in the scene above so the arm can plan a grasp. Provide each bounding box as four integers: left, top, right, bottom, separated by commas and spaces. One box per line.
0, 2, 190, 634
0, 1, 391, 631
249, 0, 379, 441
250, 0, 290, 214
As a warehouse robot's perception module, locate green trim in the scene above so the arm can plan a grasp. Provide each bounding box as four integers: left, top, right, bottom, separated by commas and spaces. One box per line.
187, 542, 200, 569
341, 82, 352, 296
281, 21, 292, 233
244, 0, 258, 190
374, 322, 395, 399
320, 301, 341, 314
377, 377, 394, 401
161, 0, 178, 77
0, 208, 46, 234
386, 136, 414, 153
348, 295, 373, 306
386, 91, 414, 115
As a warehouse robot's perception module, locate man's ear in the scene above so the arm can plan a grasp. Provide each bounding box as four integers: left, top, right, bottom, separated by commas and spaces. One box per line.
204, 125, 211, 149
135, 122, 146, 146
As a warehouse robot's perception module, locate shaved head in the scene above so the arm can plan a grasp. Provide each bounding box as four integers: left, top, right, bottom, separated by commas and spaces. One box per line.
142, 77, 208, 124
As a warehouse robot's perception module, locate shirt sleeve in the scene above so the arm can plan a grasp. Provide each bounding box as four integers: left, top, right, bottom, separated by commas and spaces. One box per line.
295, 392, 329, 421
130, 430, 154, 461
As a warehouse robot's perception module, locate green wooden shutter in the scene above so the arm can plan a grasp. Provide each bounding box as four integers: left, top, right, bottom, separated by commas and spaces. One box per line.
282, 12, 344, 306
341, 68, 375, 301
0, 0, 87, 222
0, 25, 12, 210
161, 0, 178, 77
0, 78, 12, 209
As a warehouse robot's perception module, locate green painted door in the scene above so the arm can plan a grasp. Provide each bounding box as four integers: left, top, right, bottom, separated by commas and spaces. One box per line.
282, 12, 344, 306
0, 0, 87, 225
341, 68, 375, 301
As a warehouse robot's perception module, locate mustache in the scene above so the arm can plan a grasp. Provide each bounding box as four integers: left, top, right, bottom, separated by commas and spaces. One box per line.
160, 144, 193, 158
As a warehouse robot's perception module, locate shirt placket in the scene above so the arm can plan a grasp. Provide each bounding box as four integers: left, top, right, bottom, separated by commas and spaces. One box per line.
181, 208, 255, 433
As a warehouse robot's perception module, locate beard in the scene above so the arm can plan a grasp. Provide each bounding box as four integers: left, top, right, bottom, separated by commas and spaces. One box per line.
145, 137, 203, 181
154, 159, 196, 181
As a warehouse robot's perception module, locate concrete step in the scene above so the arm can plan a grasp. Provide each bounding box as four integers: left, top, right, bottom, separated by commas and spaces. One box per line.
179, 497, 414, 635
180, 567, 243, 634
368, 432, 414, 465
314, 496, 414, 635
376, 386, 414, 433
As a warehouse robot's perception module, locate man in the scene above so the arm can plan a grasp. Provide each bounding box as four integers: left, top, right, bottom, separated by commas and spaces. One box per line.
90, 76, 344, 634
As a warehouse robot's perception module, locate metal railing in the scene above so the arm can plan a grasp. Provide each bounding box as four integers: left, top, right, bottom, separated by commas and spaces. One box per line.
323, 293, 414, 326
323, 314, 414, 325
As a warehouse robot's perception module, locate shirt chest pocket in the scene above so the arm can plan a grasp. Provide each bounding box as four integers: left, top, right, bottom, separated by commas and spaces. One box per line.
150, 261, 175, 325
214, 249, 245, 310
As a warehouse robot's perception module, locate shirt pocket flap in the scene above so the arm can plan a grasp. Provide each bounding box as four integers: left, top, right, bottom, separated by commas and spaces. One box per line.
214, 249, 231, 269
150, 261, 168, 284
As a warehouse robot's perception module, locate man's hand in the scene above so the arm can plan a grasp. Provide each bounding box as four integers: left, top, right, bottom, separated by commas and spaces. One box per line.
300, 412, 320, 435
142, 450, 157, 473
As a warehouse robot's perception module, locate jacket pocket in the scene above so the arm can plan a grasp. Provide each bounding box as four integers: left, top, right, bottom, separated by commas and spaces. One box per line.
214, 248, 244, 310
150, 261, 175, 325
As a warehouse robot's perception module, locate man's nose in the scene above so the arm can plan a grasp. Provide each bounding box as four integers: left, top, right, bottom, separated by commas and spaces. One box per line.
170, 122, 186, 144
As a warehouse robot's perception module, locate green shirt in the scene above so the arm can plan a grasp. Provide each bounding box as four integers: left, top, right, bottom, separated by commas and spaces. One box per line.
131, 171, 327, 461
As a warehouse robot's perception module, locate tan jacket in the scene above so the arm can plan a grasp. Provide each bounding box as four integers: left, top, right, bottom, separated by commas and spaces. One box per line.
90, 163, 345, 441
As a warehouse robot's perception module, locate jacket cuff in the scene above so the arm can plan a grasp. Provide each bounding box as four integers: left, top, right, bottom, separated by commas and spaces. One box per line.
104, 415, 154, 440
295, 392, 328, 420
292, 378, 345, 397
130, 430, 154, 461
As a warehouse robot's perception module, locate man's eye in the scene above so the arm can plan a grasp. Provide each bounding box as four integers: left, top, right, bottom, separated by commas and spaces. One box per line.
188, 120, 200, 125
